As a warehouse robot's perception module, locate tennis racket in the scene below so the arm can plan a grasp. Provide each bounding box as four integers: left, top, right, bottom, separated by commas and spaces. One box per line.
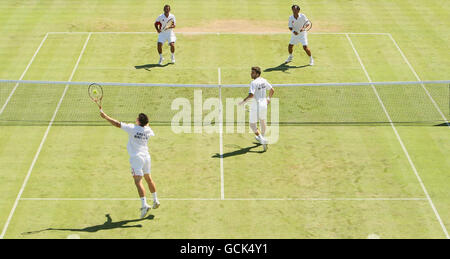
162, 18, 174, 31
88, 83, 103, 110
300, 19, 312, 32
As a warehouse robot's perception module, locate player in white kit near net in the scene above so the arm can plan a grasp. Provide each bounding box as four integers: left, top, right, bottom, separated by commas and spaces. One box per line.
100, 111, 160, 219
239, 67, 275, 151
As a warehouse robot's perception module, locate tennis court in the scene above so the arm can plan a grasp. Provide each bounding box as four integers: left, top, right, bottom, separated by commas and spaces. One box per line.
0, 0, 449, 239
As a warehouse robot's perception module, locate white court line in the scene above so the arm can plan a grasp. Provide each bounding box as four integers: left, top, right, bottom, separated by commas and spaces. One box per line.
346, 34, 449, 239
20, 198, 220, 201
1, 79, 448, 88
224, 198, 427, 201
387, 33, 449, 128
0, 33, 92, 239
218, 68, 224, 200
47, 31, 390, 35
0, 33, 49, 115
20, 197, 427, 201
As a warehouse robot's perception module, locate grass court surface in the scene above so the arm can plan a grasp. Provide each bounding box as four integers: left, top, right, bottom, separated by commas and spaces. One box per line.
0, 0, 449, 238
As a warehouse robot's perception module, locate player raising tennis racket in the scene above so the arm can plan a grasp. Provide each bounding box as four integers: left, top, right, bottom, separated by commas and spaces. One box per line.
99, 109, 160, 219
154, 4, 176, 65
285, 4, 314, 66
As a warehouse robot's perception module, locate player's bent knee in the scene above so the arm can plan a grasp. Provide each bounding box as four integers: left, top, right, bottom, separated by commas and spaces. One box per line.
133, 175, 143, 183
250, 123, 258, 131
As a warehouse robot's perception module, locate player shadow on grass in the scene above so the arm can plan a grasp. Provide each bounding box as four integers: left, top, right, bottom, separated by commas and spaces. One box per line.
212, 142, 266, 158
21, 214, 154, 235
135, 63, 173, 71
435, 122, 450, 126
264, 62, 309, 73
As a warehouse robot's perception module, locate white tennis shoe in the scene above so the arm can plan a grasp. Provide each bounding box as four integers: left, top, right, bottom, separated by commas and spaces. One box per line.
140, 205, 150, 219
158, 57, 164, 65
152, 200, 160, 209
256, 135, 268, 151
285, 55, 293, 63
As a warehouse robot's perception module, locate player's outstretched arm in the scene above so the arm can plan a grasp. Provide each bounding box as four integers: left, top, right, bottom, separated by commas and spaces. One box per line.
100, 110, 121, 128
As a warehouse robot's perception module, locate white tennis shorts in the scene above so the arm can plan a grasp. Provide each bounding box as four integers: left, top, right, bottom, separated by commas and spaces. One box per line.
158, 31, 176, 44
130, 154, 151, 176
289, 31, 308, 46
249, 100, 268, 124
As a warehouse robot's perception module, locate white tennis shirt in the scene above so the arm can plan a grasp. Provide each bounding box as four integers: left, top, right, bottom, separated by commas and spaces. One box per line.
121, 122, 155, 157
155, 13, 176, 33
288, 14, 309, 34
249, 77, 273, 102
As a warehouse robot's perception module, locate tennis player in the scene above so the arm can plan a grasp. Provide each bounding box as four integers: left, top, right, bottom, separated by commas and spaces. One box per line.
100, 110, 160, 218
239, 67, 275, 151
154, 4, 176, 65
285, 4, 314, 66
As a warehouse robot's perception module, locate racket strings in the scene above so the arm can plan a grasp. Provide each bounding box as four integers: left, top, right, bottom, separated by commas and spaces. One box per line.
303, 20, 312, 31
88, 83, 103, 107
164, 19, 174, 31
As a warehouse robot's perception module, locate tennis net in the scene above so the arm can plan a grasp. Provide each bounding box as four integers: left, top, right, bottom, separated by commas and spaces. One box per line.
0, 79, 448, 126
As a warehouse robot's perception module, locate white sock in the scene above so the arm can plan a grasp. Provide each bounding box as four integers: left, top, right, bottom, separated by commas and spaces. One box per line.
140, 197, 147, 207
159, 54, 162, 58
289, 54, 293, 58
171, 53, 175, 58
152, 192, 158, 202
